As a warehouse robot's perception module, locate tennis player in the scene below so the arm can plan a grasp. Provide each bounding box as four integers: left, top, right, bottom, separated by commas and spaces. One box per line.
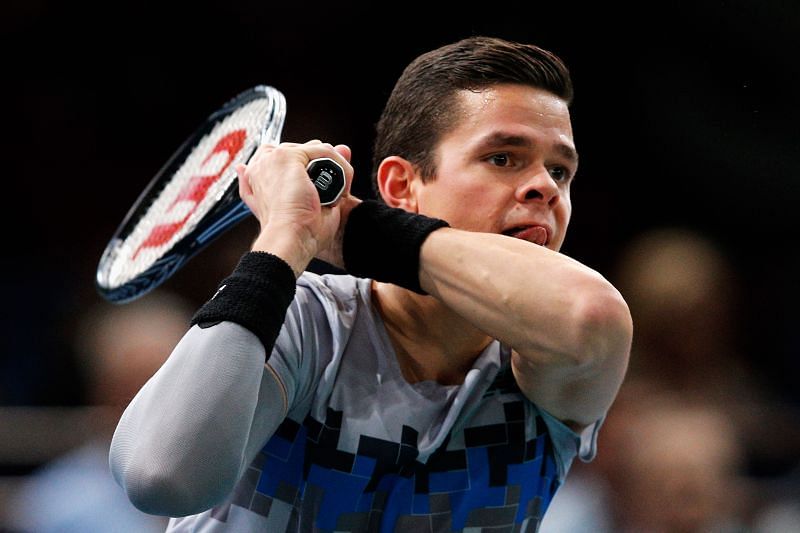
110, 36, 632, 532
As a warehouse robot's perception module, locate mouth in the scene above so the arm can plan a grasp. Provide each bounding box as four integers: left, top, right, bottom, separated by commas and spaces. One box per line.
501, 225, 549, 246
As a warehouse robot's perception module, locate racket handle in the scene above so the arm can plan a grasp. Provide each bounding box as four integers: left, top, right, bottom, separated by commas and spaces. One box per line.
307, 158, 346, 206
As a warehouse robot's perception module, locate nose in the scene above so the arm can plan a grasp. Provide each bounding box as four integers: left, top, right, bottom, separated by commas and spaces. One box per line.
515, 167, 559, 206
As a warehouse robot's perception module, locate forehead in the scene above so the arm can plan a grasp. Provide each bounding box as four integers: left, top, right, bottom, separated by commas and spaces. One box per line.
449, 84, 574, 143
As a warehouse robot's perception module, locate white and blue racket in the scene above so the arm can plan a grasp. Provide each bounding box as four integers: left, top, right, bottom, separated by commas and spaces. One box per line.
96, 86, 345, 303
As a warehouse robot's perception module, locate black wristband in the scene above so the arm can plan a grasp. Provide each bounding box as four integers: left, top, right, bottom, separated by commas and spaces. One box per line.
343, 201, 449, 294
191, 252, 296, 351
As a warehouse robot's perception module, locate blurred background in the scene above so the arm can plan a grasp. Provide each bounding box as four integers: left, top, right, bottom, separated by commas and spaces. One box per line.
1, 0, 798, 531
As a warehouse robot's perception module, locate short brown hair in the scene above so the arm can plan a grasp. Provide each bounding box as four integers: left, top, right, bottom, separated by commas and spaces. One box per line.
372, 36, 573, 195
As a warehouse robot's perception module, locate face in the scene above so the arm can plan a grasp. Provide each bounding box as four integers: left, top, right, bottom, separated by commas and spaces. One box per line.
414, 84, 577, 251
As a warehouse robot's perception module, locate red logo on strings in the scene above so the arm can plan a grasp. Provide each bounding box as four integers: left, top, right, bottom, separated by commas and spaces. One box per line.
132, 129, 246, 259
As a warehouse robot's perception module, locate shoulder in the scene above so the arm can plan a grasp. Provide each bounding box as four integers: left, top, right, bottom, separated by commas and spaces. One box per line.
284, 272, 371, 337
294, 273, 367, 316
297, 271, 365, 302
271, 274, 372, 411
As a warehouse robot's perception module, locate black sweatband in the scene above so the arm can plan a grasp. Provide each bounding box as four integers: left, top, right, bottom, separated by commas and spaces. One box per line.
343, 201, 449, 294
190, 252, 296, 351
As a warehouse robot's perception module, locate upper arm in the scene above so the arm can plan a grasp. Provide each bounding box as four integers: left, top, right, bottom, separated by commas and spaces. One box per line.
110, 322, 280, 515
511, 290, 632, 427
110, 276, 339, 515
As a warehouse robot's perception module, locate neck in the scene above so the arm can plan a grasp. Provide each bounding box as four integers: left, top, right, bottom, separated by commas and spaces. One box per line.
371, 281, 492, 385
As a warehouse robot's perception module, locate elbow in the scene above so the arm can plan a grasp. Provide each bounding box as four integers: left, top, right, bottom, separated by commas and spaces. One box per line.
115, 454, 239, 517
124, 466, 196, 516
572, 282, 633, 368
127, 471, 195, 517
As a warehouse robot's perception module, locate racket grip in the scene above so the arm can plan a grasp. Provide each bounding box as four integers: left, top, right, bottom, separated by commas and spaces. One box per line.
307, 158, 346, 206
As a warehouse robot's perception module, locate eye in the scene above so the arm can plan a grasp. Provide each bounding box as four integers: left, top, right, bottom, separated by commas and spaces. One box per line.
548, 166, 572, 182
486, 153, 513, 167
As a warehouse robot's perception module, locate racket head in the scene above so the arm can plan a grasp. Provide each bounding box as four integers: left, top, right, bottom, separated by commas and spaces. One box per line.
96, 85, 285, 303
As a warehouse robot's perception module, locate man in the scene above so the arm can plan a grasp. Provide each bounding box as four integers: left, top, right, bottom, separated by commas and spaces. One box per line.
110, 36, 632, 532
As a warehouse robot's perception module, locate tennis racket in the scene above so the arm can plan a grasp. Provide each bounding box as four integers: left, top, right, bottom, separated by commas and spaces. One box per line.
95, 85, 345, 304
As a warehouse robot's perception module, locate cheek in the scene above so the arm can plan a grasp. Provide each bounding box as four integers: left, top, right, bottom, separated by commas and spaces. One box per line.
558, 193, 572, 224
551, 198, 572, 249
453, 188, 509, 230
563, 201, 572, 225
421, 181, 505, 228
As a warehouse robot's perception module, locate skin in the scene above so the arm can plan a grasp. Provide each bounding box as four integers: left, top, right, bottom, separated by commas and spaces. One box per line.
412, 84, 576, 250
238, 83, 632, 428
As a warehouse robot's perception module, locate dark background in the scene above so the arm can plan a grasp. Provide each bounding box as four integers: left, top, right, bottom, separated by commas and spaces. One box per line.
2, 1, 799, 407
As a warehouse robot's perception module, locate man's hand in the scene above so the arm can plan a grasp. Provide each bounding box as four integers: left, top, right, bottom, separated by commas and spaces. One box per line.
236, 140, 358, 276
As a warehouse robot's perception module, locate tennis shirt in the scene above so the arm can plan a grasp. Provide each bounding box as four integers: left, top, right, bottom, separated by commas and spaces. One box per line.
116, 273, 598, 532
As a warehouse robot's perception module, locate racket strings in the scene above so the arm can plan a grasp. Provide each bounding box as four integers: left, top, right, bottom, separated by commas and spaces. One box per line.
100, 91, 284, 290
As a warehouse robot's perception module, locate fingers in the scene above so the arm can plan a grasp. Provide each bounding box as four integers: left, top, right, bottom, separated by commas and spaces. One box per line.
235, 163, 256, 212
250, 140, 354, 190
252, 140, 348, 169
243, 140, 357, 214
235, 163, 249, 193
329, 145, 354, 201
300, 141, 353, 180
333, 144, 352, 162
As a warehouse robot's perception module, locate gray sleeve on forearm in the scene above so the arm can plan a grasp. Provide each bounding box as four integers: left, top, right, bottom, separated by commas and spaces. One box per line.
109, 321, 289, 517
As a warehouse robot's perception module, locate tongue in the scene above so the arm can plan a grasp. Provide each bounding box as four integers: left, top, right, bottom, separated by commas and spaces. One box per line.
529, 226, 547, 245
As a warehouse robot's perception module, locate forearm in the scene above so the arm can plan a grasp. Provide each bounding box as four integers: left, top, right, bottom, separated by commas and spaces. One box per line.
251, 224, 317, 278
341, 201, 630, 423
418, 228, 629, 366
342, 200, 630, 373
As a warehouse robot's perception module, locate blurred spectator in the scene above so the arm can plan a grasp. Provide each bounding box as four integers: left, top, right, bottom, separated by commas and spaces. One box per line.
544, 386, 749, 533
606, 385, 748, 532
613, 228, 800, 479
613, 227, 744, 394
6, 290, 192, 532
543, 227, 800, 532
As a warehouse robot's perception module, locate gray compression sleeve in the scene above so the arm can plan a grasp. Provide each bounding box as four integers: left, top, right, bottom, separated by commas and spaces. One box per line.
109, 322, 287, 516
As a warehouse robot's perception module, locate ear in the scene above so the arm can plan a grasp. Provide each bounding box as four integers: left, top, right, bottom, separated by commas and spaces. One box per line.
376, 156, 422, 212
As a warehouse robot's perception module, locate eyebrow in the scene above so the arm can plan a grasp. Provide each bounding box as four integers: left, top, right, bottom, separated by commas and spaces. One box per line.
476, 132, 579, 165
